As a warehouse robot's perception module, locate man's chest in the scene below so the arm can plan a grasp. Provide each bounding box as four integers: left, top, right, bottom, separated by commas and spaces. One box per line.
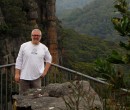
22, 46, 45, 58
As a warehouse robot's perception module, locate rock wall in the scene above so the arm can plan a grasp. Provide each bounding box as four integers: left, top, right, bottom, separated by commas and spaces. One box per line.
0, 0, 59, 65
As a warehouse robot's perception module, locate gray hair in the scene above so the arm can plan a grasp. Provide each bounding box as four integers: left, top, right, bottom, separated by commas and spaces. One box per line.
31, 29, 42, 36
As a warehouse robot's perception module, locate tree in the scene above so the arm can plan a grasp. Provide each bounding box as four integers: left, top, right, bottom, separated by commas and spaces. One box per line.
94, 0, 130, 89
109, 0, 130, 64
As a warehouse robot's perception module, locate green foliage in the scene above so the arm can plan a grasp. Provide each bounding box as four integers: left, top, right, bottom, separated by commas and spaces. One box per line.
112, 0, 130, 37
60, 28, 122, 77
114, 0, 129, 15
110, 0, 130, 64
94, 59, 116, 79
94, 59, 125, 89
119, 41, 130, 50
112, 16, 130, 36
107, 50, 125, 64
0, 23, 8, 35
93, 0, 130, 91
59, 0, 121, 41
0, 0, 30, 38
70, 62, 96, 77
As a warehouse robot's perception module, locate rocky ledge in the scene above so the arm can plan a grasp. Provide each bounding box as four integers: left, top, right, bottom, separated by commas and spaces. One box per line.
12, 81, 103, 110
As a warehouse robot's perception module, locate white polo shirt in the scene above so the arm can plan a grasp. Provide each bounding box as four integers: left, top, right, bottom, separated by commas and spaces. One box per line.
15, 41, 52, 80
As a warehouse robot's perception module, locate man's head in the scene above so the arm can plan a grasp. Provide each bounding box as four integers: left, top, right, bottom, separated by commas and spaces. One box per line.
31, 29, 42, 44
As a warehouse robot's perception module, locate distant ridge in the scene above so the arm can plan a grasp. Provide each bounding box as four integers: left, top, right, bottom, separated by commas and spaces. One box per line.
58, 0, 122, 41
56, 0, 94, 16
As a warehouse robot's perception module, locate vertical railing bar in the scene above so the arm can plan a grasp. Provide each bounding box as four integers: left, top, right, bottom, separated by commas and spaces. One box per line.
1, 70, 3, 110
62, 69, 65, 83
11, 70, 12, 93
59, 68, 62, 83
59, 69, 61, 83
47, 70, 49, 85
42, 77, 44, 86
60, 69, 62, 83
10, 66, 14, 110
70, 72, 71, 81
61, 69, 63, 83
43, 77, 46, 86
17, 84, 19, 93
54, 67, 56, 83
14, 80, 16, 92
6, 69, 8, 110
41, 78, 43, 87
69, 71, 70, 82
15, 83, 17, 93
10, 66, 13, 93
46, 72, 48, 85
67, 71, 69, 81
45, 75, 47, 86
10, 71, 13, 110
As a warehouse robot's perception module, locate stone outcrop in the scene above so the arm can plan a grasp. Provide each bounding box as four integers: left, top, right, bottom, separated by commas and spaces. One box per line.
13, 81, 103, 110
0, 0, 59, 65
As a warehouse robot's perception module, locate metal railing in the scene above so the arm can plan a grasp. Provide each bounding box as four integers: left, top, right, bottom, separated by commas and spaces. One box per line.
0, 63, 130, 110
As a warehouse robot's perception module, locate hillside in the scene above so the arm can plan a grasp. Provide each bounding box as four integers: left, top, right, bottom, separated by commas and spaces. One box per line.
56, 0, 94, 16
59, 0, 122, 41
59, 28, 122, 76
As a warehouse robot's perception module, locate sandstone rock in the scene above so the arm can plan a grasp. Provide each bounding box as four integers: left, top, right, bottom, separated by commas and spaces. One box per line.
12, 81, 103, 110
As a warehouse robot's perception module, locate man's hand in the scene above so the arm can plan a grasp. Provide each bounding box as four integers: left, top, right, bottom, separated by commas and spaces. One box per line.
15, 69, 21, 83
40, 62, 51, 78
40, 72, 46, 79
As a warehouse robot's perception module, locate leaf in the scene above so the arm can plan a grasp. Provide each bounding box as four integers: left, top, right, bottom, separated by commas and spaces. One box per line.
107, 50, 124, 64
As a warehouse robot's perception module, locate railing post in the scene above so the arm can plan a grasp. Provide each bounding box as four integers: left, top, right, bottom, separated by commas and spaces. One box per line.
6, 68, 8, 110
0, 70, 3, 110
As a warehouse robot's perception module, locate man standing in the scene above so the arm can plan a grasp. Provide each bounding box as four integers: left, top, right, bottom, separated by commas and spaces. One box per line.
15, 29, 52, 94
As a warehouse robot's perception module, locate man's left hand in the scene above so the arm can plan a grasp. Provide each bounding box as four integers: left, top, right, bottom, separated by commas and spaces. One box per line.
40, 73, 46, 78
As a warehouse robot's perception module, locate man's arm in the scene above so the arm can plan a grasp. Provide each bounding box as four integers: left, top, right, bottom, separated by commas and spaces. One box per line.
15, 45, 23, 82
41, 62, 51, 78
41, 47, 52, 78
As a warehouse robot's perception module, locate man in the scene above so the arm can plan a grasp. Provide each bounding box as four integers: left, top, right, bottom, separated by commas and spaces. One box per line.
15, 29, 52, 94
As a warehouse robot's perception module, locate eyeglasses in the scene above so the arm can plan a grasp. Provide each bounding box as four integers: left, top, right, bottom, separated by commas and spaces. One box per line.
32, 35, 41, 37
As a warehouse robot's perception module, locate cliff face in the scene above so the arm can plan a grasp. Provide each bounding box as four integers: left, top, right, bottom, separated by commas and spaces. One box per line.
0, 0, 59, 65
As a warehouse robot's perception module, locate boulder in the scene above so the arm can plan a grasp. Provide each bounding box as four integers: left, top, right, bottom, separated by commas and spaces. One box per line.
12, 81, 103, 110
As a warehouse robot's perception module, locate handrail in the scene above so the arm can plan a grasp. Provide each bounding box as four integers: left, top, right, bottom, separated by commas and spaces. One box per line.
51, 63, 129, 92
0, 63, 108, 84
0, 63, 129, 93
0, 63, 15, 68
51, 63, 108, 85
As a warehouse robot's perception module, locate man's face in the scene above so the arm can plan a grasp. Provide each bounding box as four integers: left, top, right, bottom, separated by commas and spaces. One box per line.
31, 31, 41, 44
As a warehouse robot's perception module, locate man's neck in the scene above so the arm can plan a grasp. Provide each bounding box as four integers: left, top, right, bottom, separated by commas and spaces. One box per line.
31, 41, 40, 45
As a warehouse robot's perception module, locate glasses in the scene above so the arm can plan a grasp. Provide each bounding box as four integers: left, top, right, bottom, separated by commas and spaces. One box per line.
32, 35, 41, 37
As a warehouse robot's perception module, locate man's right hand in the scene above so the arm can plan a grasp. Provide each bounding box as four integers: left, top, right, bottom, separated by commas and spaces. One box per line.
15, 69, 21, 83
15, 74, 20, 83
